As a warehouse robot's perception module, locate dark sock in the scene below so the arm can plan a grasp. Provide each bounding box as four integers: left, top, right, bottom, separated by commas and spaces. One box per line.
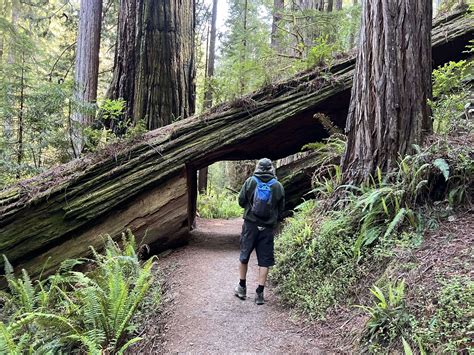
239, 279, 246, 288
256, 285, 264, 294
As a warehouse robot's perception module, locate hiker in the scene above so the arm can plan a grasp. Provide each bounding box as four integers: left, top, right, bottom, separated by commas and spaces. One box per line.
234, 158, 285, 305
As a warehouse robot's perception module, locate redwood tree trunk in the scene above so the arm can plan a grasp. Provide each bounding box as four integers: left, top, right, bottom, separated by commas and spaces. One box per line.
106, 0, 138, 127
335, 0, 342, 10
199, 0, 218, 193
203, 0, 217, 110
135, 0, 195, 129
71, 0, 103, 156
342, 0, 432, 183
107, 0, 196, 130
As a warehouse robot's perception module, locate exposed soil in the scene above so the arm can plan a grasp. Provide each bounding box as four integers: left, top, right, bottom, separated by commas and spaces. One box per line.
135, 218, 322, 354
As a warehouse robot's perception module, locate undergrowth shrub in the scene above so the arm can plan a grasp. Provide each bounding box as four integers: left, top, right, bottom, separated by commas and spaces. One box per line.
0, 232, 158, 354
272, 56, 473, 353
415, 276, 474, 353
197, 187, 243, 219
358, 279, 413, 352
272, 134, 472, 319
272, 200, 358, 317
430, 59, 473, 134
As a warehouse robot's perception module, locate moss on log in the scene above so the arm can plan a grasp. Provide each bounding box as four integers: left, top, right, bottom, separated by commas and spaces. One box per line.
0, 9, 472, 279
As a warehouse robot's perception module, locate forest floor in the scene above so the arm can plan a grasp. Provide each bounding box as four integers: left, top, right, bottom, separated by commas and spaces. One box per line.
131, 211, 473, 354
133, 218, 323, 354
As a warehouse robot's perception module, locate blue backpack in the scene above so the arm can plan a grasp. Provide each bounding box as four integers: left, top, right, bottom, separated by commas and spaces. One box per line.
251, 176, 277, 219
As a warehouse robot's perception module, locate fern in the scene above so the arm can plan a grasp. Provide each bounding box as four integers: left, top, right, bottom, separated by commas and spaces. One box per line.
0, 232, 158, 353
433, 158, 450, 181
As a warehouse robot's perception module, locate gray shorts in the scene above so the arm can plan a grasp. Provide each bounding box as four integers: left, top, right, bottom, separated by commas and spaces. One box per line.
239, 221, 275, 267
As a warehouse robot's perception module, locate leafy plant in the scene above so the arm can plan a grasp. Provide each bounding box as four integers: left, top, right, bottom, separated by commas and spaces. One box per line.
197, 186, 243, 219
358, 279, 413, 349
430, 59, 473, 134
416, 276, 474, 353
0, 231, 158, 353
306, 35, 338, 68
272, 200, 358, 318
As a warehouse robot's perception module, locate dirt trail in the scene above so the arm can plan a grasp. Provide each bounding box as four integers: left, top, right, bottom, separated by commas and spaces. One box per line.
150, 218, 321, 354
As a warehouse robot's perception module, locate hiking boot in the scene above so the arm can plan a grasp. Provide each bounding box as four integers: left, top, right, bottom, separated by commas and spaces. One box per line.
255, 291, 264, 305
234, 285, 246, 300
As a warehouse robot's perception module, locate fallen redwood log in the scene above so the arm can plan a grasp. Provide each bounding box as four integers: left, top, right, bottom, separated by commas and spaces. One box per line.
0, 9, 472, 278
277, 151, 320, 213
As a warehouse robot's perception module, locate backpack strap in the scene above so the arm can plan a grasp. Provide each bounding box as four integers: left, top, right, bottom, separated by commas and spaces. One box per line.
253, 176, 277, 186
267, 178, 277, 186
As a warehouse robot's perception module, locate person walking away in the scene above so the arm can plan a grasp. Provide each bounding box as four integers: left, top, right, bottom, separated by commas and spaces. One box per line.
234, 158, 285, 305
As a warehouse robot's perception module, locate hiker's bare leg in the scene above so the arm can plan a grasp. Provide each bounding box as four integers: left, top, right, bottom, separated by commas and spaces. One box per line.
239, 262, 248, 280
258, 266, 269, 286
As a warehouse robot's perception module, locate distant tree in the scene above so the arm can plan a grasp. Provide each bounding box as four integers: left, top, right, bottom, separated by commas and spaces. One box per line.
199, 0, 218, 193
71, 0, 103, 156
327, 0, 333, 12
107, 0, 195, 131
214, 0, 270, 100
348, 0, 358, 48
342, 0, 433, 183
271, 0, 284, 49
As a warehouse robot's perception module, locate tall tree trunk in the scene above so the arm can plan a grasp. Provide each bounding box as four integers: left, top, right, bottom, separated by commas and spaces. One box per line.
4, 0, 19, 142
292, 0, 323, 9
271, 0, 284, 49
106, 0, 138, 127
107, 0, 196, 130
342, 0, 432, 183
16, 53, 25, 179
335, 0, 342, 10
327, 0, 333, 12
239, 0, 248, 96
199, 0, 218, 193
348, 0, 358, 49
71, 0, 103, 157
203, 0, 217, 110
0, 0, 4, 62
135, 1, 195, 129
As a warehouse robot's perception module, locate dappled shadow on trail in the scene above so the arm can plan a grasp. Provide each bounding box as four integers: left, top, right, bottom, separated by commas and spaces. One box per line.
136, 218, 322, 354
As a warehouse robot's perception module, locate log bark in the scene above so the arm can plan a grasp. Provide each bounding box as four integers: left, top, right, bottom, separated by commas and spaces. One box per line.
0, 9, 471, 279
342, 0, 433, 183
277, 151, 320, 212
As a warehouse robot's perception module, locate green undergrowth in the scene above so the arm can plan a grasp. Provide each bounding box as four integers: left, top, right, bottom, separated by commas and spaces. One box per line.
272, 140, 473, 316
360, 275, 474, 354
271, 57, 473, 353
0, 232, 160, 354
272, 144, 473, 351
197, 186, 243, 219
415, 276, 474, 353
